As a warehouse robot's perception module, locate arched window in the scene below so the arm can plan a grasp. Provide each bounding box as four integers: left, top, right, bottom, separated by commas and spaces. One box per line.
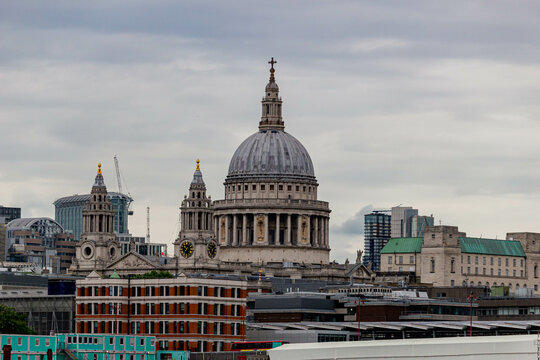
266, 104, 270, 114
462, 281, 467, 287
430, 258, 435, 273
535, 264, 538, 278
450, 258, 455, 273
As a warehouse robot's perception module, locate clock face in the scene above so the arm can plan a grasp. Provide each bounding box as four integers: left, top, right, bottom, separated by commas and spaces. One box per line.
180, 241, 194, 258
207, 242, 217, 259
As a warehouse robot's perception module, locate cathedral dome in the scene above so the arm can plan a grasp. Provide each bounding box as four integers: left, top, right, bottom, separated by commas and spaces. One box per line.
226, 129, 316, 183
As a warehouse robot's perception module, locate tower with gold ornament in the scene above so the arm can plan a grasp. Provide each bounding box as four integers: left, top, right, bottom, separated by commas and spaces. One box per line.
174, 160, 218, 264
71, 164, 121, 272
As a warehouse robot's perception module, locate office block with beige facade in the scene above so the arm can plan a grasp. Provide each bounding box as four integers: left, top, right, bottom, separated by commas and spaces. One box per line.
381, 225, 540, 293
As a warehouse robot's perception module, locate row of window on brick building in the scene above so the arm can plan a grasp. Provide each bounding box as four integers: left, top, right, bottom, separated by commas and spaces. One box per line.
78, 320, 242, 337
78, 302, 243, 316
79, 285, 243, 298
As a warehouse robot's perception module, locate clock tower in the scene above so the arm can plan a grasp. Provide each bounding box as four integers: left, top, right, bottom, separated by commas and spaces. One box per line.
174, 160, 218, 264
72, 164, 121, 273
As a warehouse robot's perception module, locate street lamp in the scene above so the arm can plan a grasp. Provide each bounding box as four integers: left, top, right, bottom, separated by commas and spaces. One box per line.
466, 291, 477, 337
357, 299, 365, 341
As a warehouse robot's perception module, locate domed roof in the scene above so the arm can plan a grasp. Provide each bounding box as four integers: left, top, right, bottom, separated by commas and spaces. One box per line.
226, 129, 316, 183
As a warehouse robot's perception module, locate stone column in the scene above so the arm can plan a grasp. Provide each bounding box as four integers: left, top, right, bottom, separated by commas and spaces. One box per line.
297, 215, 302, 246
264, 214, 269, 244
213, 215, 218, 235
325, 217, 330, 248
252, 214, 256, 245
233, 215, 238, 246
194, 212, 199, 231
242, 214, 247, 246
306, 216, 311, 246
286, 214, 292, 245
275, 214, 280, 245
314, 216, 319, 247
225, 215, 230, 245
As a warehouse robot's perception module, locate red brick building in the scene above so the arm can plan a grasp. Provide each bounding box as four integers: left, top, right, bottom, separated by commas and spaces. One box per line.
75, 271, 254, 352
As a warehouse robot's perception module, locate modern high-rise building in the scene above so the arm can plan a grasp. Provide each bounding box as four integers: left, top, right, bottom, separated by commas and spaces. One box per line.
411, 214, 434, 237
0, 206, 21, 223
54, 192, 132, 240
391, 206, 418, 238
363, 211, 391, 271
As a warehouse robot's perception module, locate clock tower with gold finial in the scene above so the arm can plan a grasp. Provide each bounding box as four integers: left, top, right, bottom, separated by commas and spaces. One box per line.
174, 159, 219, 264
71, 163, 121, 273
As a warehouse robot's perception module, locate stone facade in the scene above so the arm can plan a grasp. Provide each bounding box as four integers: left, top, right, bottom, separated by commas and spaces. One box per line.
381, 225, 540, 293
71, 164, 121, 273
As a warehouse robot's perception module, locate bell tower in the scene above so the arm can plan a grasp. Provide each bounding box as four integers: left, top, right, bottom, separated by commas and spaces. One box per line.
174, 160, 218, 263
72, 164, 121, 273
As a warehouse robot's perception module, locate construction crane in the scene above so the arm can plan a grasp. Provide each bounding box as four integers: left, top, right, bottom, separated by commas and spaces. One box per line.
113, 155, 134, 215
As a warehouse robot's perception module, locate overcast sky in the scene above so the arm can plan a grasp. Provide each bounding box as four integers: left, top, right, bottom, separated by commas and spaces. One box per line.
1, 1, 540, 262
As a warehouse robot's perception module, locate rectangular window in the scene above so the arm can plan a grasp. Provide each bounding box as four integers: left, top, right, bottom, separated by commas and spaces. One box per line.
498, 258, 502, 266
521, 259, 524, 267
278, 185, 283, 191
513, 259, 517, 267
287, 185, 292, 191
261, 185, 265, 191
506, 258, 509, 266
475, 256, 478, 265
398, 256, 403, 264
467, 256, 470, 264
483, 268, 486, 275
475, 267, 478, 275
483, 257, 486, 265
410, 256, 414, 264
252, 185, 256, 191
490, 257, 494, 266
491, 268, 494, 276
388, 256, 392, 264
244, 185, 248, 191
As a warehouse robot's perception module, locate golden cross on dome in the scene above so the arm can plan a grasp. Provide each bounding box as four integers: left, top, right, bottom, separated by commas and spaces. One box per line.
98, 163, 102, 175
196, 159, 200, 171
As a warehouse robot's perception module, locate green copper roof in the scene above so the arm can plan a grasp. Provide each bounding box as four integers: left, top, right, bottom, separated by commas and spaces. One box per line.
110, 269, 120, 279
380, 237, 423, 254
460, 237, 525, 257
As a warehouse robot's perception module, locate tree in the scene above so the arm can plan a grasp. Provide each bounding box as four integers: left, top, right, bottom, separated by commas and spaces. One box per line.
0, 305, 35, 334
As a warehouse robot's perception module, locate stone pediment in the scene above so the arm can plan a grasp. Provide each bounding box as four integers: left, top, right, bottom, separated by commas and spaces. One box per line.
86, 270, 103, 279
106, 251, 160, 271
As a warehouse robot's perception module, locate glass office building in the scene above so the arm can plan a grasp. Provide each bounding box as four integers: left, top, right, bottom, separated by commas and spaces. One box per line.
0, 205, 21, 223
54, 192, 132, 240
363, 212, 391, 271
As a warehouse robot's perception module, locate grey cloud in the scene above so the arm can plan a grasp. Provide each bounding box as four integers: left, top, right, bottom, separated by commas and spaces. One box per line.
2, 1, 540, 263
333, 205, 374, 235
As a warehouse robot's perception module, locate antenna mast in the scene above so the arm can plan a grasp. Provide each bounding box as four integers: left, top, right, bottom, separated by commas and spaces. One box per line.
146, 206, 150, 243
